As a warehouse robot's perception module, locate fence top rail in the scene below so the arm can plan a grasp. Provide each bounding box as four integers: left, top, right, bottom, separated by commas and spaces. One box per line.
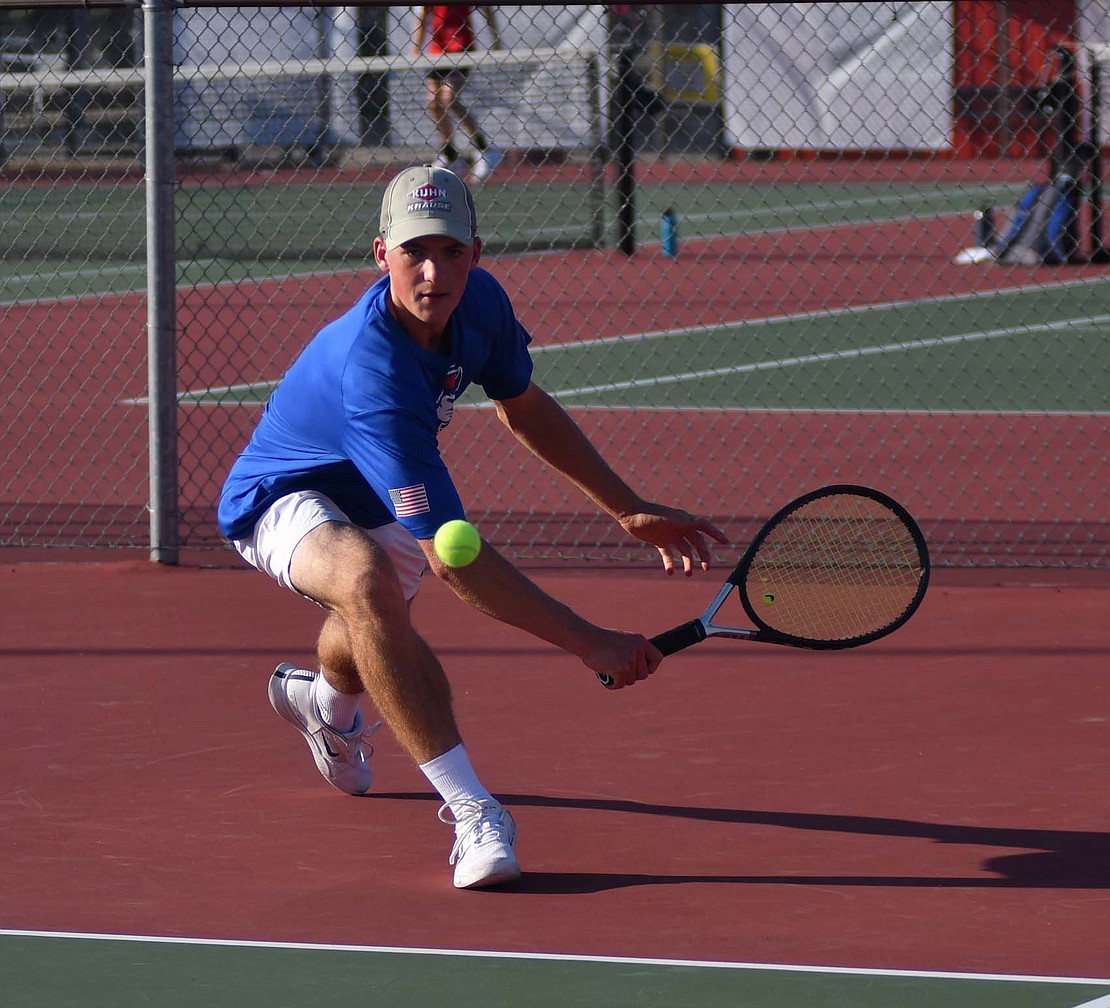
0, 0, 138, 6
0, 1, 563, 9
0, 45, 598, 92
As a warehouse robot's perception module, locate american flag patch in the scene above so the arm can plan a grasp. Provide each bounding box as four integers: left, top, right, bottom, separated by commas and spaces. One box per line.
388, 483, 430, 517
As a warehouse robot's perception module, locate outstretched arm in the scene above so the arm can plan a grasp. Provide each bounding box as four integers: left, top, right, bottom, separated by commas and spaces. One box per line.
494, 382, 729, 574
418, 536, 659, 688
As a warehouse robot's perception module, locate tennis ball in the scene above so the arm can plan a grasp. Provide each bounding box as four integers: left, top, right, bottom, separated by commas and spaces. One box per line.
762, 592, 776, 605
433, 519, 481, 568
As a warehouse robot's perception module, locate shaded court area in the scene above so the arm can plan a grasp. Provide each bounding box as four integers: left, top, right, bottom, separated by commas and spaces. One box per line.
1, 558, 1109, 1005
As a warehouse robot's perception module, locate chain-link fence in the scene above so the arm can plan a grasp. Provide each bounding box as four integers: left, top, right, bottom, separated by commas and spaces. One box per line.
2, 2, 1108, 568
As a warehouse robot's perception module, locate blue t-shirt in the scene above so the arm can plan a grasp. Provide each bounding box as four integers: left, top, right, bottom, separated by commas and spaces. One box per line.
217, 267, 533, 541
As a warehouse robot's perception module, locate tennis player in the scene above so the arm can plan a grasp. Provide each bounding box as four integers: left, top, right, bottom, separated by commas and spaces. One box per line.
217, 164, 727, 889
412, 5, 503, 182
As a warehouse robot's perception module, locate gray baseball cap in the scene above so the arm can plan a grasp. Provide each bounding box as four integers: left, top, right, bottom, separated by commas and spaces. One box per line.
379, 165, 478, 250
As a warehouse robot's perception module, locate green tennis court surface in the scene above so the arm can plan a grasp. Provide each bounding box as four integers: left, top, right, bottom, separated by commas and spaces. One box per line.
163, 282, 1110, 414
0, 176, 1030, 302
3, 933, 1109, 1008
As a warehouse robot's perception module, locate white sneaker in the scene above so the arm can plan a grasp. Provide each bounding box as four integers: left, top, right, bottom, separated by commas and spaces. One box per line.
268, 663, 379, 796
432, 154, 465, 174
439, 799, 521, 889
470, 147, 502, 182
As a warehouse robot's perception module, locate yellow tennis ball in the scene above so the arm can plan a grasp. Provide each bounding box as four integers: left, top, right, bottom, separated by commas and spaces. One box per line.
762, 592, 776, 605
433, 519, 481, 568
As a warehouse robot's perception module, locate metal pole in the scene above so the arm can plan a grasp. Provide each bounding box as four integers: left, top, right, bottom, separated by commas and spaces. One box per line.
996, 0, 1012, 156
610, 17, 636, 257
1091, 57, 1107, 262
145, 0, 179, 564
1051, 44, 1081, 262
586, 52, 604, 248
64, 7, 92, 155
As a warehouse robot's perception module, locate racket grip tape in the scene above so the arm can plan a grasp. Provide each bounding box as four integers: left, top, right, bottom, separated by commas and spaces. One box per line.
596, 619, 707, 688
650, 619, 707, 655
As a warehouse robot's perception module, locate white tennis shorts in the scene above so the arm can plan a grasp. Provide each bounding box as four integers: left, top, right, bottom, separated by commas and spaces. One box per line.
229, 490, 427, 601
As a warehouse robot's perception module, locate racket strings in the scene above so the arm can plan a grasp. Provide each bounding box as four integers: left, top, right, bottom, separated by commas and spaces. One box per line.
743, 494, 925, 642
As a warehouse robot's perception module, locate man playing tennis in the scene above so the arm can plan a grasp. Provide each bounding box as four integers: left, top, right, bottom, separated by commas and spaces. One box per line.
218, 165, 726, 889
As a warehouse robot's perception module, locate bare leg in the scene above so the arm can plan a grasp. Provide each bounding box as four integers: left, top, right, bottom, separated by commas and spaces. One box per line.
291, 521, 461, 764
426, 76, 456, 153
436, 72, 490, 156
287, 519, 520, 888
315, 612, 360, 692
446, 92, 484, 148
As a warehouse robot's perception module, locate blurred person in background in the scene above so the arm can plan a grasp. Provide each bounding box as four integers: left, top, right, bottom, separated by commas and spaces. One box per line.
412, 5, 503, 182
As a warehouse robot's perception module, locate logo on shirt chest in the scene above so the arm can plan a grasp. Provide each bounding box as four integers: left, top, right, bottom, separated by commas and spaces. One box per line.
436, 364, 464, 430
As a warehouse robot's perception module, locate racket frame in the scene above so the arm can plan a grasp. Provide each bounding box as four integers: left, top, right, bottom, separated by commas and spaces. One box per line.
727, 483, 930, 652
600, 485, 930, 685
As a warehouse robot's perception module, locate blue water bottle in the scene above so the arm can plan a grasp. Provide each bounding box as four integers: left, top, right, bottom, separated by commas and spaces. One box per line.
661, 207, 678, 257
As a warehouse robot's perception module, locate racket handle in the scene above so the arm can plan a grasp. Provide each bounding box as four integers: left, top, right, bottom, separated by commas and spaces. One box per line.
595, 619, 707, 688
650, 619, 707, 655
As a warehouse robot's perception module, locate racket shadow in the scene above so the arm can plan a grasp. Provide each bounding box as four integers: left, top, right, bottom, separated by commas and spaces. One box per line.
374, 791, 1110, 892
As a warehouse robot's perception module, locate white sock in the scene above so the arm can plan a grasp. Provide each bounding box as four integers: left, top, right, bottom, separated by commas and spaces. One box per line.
419, 743, 494, 821
312, 672, 362, 734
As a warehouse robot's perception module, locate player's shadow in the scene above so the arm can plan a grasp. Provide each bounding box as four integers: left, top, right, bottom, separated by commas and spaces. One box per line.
374, 791, 1110, 895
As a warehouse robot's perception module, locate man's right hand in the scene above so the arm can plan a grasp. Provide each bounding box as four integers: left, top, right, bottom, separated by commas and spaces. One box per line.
580, 627, 662, 689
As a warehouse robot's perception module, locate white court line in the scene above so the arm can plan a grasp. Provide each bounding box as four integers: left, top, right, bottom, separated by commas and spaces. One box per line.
480, 404, 1110, 416
0, 262, 373, 308
673, 182, 1020, 228
7, 207, 1106, 308
547, 313, 1110, 399
528, 276, 1110, 354
1073, 996, 1110, 1008
127, 293, 1110, 408
1, 929, 1109, 988
0, 264, 147, 291
0, 260, 227, 300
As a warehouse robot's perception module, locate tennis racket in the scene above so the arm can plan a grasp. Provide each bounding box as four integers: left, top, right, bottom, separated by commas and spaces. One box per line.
598, 484, 929, 687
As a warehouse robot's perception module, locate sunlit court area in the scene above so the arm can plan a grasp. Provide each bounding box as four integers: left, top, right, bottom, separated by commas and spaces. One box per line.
2, 3, 1108, 1005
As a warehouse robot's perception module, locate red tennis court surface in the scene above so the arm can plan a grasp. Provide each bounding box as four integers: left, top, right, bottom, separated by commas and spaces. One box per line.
1, 559, 1107, 979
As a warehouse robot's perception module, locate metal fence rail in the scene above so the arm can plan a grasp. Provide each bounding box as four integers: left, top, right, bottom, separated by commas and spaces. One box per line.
1, 2, 1107, 569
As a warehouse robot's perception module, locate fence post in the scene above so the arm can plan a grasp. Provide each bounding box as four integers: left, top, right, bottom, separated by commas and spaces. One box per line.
609, 11, 637, 256
145, 0, 179, 564
586, 52, 605, 248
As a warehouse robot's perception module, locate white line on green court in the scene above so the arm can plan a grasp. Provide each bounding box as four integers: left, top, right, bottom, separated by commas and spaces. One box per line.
545, 312, 1110, 400
7, 211, 1106, 308
528, 277, 1110, 354
126, 296, 1110, 410
1, 930, 1108, 988
0, 264, 374, 308
674, 182, 1022, 228
0, 264, 147, 287
523, 405, 1110, 416
0, 260, 230, 302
